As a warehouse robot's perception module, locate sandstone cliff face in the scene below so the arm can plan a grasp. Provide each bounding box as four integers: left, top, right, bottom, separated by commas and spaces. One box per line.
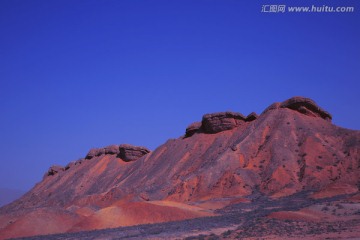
280, 96, 332, 121
263, 96, 332, 121
185, 122, 202, 138
85, 144, 149, 162
0, 96, 359, 239
118, 144, 150, 162
202, 112, 246, 133
185, 111, 248, 137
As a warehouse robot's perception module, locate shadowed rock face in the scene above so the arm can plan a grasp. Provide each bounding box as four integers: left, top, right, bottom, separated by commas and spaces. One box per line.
245, 112, 258, 122
202, 112, 246, 133
85, 148, 106, 159
280, 96, 332, 121
46, 165, 64, 176
0, 96, 359, 239
118, 144, 150, 162
185, 122, 202, 138
104, 145, 120, 155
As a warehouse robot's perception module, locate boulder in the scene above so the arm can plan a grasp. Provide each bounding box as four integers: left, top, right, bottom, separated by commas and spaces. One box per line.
202, 112, 246, 134
185, 122, 202, 138
118, 144, 151, 162
65, 158, 84, 170
245, 112, 258, 122
47, 165, 64, 176
74, 159, 84, 165
64, 163, 73, 171
104, 145, 120, 155
85, 148, 105, 159
280, 97, 332, 121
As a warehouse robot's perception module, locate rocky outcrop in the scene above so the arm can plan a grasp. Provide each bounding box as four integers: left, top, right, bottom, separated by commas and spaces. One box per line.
85, 145, 120, 160
280, 97, 332, 121
64, 159, 84, 171
104, 145, 120, 155
185, 122, 202, 138
118, 144, 151, 162
262, 97, 332, 121
245, 112, 258, 122
202, 112, 246, 134
46, 165, 64, 176
185, 111, 254, 136
44, 144, 150, 178
85, 148, 106, 159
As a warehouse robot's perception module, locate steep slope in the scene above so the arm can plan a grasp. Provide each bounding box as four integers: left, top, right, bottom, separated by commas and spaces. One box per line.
115, 100, 359, 202
0, 96, 359, 239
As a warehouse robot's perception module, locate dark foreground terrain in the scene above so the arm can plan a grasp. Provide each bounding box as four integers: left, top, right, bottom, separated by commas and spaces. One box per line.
13, 192, 360, 240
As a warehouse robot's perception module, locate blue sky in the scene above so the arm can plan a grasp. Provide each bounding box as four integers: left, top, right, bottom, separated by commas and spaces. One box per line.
0, 0, 359, 191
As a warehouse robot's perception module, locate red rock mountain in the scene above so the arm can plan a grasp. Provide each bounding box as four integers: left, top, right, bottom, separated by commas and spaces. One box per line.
0, 97, 359, 239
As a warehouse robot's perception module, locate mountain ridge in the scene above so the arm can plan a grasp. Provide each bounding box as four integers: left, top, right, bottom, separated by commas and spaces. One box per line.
0, 96, 359, 239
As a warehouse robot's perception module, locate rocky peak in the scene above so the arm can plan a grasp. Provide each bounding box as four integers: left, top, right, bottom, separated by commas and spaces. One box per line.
280, 96, 332, 121
262, 96, 332, 121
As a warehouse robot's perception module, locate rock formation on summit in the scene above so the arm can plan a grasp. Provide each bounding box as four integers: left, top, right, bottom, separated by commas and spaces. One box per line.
46, 165, 64, 176
85, 148, 105, 159
280, 96, 332, 121
245, 112, 258, 122
104, 145, 120, 155
263, 96, 332, 121
184, 111, 251, 137
202, 111, 246, 133
85, 144, 150, 161
0, 96, 359, 240
118, 144, 150, 162
185, 122, 202, 138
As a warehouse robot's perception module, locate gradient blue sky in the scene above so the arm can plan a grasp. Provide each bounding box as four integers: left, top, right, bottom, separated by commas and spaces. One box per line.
0, 0, 359, 191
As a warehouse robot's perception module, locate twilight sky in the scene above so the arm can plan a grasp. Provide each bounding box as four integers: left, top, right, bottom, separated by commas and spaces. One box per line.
0, 0, 359, 191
